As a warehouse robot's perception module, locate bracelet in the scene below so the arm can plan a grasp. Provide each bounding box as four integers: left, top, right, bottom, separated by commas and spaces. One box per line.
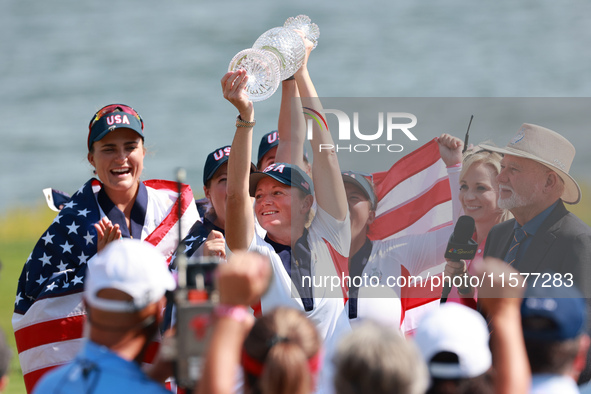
236, 114, 256, 128
214, 304, 250, 323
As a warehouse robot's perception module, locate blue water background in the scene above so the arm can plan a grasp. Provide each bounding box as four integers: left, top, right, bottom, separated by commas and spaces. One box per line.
1, 0, 590, 214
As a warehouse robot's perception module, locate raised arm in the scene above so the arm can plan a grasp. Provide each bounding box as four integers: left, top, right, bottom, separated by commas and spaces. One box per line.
196, 251, 272, 394
472, 257, 530, 394
222, 70, 255, 251
438, 133, 464, 223
294, 38, 347, 221
275, 79, 306, 170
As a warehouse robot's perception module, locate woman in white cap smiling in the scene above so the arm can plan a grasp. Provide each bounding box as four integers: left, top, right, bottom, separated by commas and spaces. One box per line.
12, 104, 199, 392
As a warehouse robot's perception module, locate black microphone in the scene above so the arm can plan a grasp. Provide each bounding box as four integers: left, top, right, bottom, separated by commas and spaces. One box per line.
440, 215, 478, 303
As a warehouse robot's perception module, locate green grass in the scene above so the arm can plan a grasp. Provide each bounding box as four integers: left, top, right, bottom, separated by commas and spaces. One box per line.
0, 206, 55, 394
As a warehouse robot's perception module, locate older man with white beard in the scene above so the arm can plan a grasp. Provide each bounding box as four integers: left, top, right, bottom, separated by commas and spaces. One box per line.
481, 124, 591, 287
480, 123, 591, 384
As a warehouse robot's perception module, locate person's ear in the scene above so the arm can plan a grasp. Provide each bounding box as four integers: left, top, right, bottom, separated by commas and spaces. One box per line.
545, 171, 559, 189
367, 209, 376, 226
87, 152, 95, 168
301, 194, 314, 213
203, 185, 211, 201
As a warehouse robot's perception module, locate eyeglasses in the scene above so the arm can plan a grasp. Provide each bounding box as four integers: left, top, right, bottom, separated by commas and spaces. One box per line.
88, 104, 144, 132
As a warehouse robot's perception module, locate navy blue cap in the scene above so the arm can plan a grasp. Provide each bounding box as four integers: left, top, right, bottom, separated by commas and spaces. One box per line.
342, 171, 377, 210
203, 145, 256, 185
203, 146, 232, 185
88, 104, 144, 150
249, 163, 313, 197
257, 130, 279, 168
521, 283, 587, 341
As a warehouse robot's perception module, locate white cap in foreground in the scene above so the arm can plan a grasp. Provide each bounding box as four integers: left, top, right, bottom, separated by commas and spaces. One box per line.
85, 239, 176, 313
413, 303, 492, 379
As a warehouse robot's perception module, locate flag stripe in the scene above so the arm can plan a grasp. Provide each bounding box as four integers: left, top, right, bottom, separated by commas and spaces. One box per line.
19, 339, 85, 375
324, 239, 350, 304
375, 161, 448, 216
368, 139, 454, 334
13, 293, 85, 330
24, 366, 60, 394
143, 341, 160, 364
369, 179, 451, 240
144, 180, 194, 248
15, 315, 85, 354
383, 204, 453, 240
372, 138, 442, 199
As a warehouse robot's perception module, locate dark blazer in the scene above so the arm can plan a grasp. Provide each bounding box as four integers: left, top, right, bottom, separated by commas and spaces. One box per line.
484, 200, 591, 295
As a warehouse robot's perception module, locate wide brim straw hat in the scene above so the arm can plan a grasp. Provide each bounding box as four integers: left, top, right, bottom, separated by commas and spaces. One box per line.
480, 123, 581, 204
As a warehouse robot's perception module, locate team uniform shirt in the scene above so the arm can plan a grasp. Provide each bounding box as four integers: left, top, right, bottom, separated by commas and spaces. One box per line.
245, 206, 352, 342
242, 206, 351, 394
33, 340, 171, 394
347, 167, 462, 331
13, 178, 198, 393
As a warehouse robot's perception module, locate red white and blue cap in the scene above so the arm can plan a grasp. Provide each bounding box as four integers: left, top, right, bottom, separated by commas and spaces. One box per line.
249, 162, 313, 197
87, 104, 144, 150
203, 145, 256, 185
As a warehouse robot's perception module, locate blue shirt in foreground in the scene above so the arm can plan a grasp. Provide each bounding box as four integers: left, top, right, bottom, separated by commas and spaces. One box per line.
33, 340, 171, 394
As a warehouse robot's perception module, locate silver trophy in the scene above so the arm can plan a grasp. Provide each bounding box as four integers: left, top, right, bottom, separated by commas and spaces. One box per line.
228, 15, 320, 102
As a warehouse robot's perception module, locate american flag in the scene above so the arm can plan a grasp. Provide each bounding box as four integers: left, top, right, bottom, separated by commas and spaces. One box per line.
368, 138, 455, 334
168, 217, 217, 271
13, 178, 198, 393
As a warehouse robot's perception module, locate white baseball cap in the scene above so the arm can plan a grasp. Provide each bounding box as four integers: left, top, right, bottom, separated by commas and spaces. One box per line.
85, 239, 176, 312
413, 303, 491, 379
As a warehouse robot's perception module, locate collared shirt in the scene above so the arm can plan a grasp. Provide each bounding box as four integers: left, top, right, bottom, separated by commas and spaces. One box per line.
514, 200, 560, 264
245, 206, 351, 342
264, 229, 314, 311
97, 182, 148, 239
33, 340, 171, 394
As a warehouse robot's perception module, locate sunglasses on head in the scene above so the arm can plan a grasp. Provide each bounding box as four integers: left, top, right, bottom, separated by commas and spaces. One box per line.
463, 148, 499, 160
88, 104, 144, 132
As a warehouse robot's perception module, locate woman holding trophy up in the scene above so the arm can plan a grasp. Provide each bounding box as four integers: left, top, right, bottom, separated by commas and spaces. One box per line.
221, 28, 351, 394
